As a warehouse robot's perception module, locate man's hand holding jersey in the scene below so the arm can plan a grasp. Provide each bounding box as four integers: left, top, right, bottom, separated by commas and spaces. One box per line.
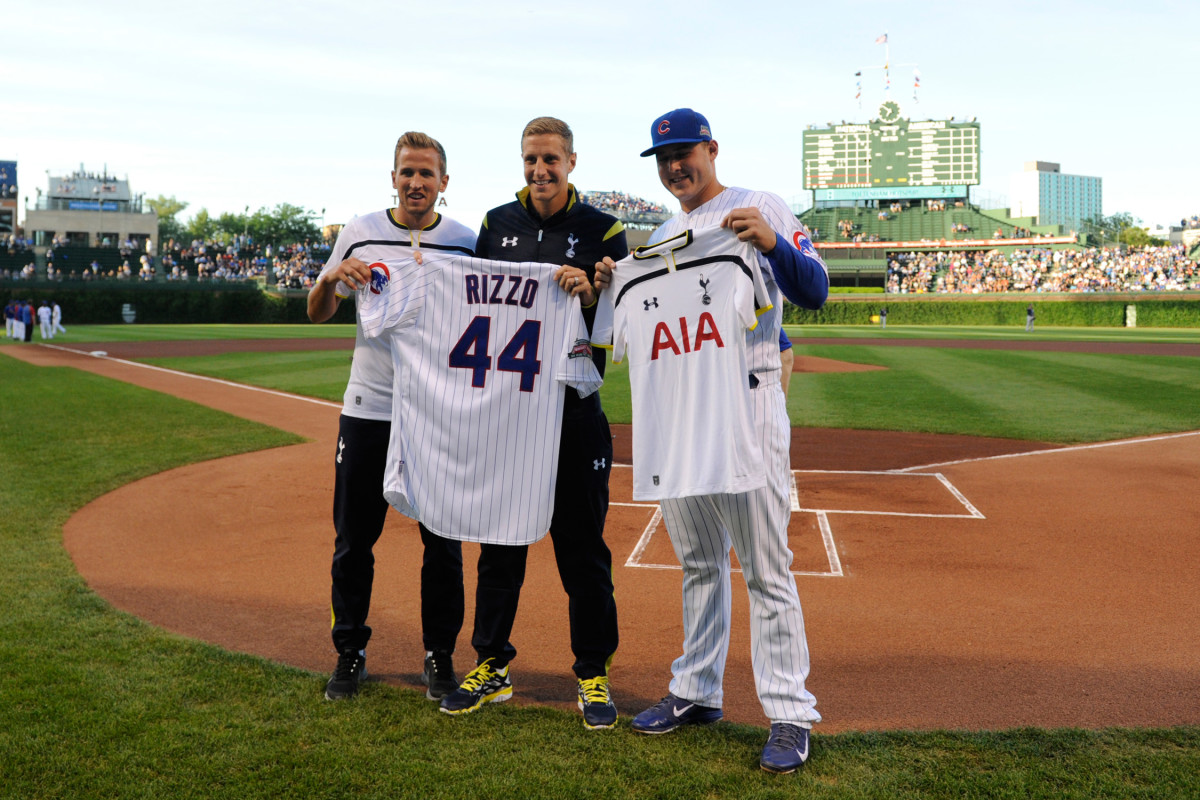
554, 265, 596, 307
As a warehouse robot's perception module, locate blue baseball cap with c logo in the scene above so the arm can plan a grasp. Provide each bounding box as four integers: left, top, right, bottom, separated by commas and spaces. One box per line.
641, 108, 713, 157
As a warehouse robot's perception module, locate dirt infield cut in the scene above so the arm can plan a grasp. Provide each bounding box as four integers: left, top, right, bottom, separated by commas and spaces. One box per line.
7, 339, 1199, 734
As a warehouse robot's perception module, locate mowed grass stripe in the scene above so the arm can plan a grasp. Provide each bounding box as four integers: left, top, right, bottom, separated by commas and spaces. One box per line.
1003, 351, 1200, 441
793, 345, 1200, 442
146, 350, 353, 404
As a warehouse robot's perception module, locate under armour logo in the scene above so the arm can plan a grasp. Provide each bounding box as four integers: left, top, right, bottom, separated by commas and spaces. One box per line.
699, 275, 711, 305
336, 436, 345, 464
644, 298, 659, 310
502, 237, 518, 247
566, 234, 579, 258
593, 458, 606, 471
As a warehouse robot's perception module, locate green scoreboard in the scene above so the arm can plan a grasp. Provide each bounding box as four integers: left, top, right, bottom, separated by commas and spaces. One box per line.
802, 101, 980, 199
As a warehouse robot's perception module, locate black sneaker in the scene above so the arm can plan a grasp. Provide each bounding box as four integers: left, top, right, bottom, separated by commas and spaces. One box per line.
577, 676, 617, 730
439, 658, 513, 715
324, 650, 367, 700
422, 650, 458, 701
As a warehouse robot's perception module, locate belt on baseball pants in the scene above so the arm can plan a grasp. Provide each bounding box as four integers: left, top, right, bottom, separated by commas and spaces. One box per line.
748, 372, 781, 389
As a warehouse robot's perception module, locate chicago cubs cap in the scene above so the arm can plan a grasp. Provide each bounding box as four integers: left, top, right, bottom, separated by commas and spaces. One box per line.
640, 108, 713, 157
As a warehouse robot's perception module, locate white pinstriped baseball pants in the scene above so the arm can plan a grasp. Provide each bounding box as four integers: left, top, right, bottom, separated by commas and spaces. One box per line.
659, 374, 821, 725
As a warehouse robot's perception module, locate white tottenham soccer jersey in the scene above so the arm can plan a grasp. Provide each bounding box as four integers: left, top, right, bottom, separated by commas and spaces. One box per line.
359, 253, 602, 545
592, 226, 771, 500
649, 186, 823, 375
317, 210, 475, 421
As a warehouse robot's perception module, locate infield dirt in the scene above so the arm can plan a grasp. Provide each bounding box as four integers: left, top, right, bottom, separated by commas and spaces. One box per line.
7, 339, 1199, 732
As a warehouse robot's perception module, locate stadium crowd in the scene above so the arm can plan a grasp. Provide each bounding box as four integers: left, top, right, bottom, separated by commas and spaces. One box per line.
7, 237, 332, 286
578, 190, 669, 217
887, 244, 1199, 294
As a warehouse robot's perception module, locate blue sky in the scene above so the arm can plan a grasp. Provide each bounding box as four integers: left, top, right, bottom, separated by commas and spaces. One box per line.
5, 1, 1196, 233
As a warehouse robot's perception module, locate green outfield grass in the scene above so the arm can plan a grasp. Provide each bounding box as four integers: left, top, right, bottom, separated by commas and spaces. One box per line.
131, 326, 1200, 444
2, 355, 1197, 800
19, 322, 356, 343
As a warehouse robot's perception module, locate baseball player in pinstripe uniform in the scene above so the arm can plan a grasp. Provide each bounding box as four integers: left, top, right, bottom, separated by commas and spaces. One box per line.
596, 109, 829, 772
437, 117, 625, 729
308, 132, 475, 702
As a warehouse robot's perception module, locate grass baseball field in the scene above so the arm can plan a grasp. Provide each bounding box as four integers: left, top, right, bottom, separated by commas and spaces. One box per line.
2, 324, 1198, 799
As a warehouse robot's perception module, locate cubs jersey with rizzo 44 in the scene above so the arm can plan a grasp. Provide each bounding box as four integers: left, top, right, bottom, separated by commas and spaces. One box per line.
358, 252, 602, 546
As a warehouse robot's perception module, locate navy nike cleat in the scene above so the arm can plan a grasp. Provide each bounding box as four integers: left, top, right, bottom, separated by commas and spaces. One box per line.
759, 722, 811, 774
630, 692, 722, 734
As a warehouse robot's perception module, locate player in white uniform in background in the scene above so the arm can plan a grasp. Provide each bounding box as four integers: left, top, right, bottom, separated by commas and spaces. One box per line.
52, 301, 66, 336
37, 301, 52, 339
308, 132, 476, 702
596, 109, 829, 774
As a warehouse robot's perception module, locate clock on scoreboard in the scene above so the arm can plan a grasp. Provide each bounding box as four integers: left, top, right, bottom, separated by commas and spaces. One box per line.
802, 102, 980, 193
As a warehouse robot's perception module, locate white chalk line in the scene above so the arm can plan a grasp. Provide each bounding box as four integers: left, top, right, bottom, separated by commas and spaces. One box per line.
624, 471, 854, 577
894, 429, 1200, 473
40, 343, 343, 409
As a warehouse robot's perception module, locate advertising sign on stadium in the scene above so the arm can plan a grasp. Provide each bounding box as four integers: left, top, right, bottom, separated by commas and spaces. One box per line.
68, 200, 120, 211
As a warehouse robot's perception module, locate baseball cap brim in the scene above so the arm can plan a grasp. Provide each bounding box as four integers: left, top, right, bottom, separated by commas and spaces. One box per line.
640, 137, 707, 158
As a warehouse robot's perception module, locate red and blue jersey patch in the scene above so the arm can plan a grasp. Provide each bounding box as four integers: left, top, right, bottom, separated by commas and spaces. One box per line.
792, 229, 818, 258
369, 262, 391, 294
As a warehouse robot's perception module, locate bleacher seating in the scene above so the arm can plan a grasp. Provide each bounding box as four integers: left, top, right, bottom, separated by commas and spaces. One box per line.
46, 246, 130, 275
1, 244, 36, 275
800, 202, 1024, 245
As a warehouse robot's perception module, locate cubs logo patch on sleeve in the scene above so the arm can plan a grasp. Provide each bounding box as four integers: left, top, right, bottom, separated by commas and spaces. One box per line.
792, 229, 818, 258
369, 262, 391, 294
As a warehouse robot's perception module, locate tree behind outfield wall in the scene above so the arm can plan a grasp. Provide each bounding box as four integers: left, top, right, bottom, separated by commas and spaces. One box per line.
147, 195, 189, 244
167, 202, 323, 248
1080, 211, 1167, 249
247, 203, 322, 247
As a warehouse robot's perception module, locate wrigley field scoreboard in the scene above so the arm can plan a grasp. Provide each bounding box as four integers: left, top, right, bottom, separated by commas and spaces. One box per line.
802, 101, 980, 201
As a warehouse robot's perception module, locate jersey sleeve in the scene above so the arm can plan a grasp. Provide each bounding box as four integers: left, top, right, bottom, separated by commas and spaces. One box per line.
758, 193, 829, 310
558, 295, 603, 398
358, 258, 414, 339
591, 281, 616, 349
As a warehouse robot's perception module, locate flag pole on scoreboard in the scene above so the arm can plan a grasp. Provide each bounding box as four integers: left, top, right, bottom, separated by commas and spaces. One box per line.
875, 33, 889, 96
861, 34, 918, 118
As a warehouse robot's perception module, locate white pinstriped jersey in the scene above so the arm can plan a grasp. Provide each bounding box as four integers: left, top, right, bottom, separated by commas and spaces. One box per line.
593, 226, 771, 500
359, 253, 602, 545
318, 210, 475, 420
649, 186, 824, 375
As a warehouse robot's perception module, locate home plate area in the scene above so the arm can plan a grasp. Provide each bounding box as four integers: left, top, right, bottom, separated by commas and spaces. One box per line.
606, 466, 984, 578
